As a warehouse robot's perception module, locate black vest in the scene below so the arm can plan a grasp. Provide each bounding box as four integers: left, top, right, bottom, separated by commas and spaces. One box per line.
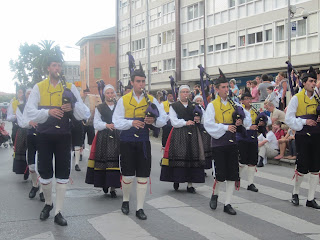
97, 103, 115, 124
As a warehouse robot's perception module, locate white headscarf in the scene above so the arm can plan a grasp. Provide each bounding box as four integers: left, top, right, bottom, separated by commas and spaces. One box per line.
103, 84, 116, 94
193, 95, 203, 102
178, 85, 190, 100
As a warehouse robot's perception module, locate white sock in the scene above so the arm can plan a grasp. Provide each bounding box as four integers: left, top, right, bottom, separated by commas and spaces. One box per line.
308, 173, 319, 201
213, 180, 221, 196
239, 164, 246, 179
247, 166, 256, 185
74, 147, 81, 166
55, 183, 67, 215
39, 184, 43, 193
293, 172, 304, 195
122, 176, 134, 202
30, 171, 38, 188
187, 182, 193, 188
41, 182, 52, 205
225, 181, 235, 206
136, 177, 148, 211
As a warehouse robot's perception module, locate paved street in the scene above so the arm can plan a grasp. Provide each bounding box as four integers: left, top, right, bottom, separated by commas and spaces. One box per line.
1, 122, 320, 240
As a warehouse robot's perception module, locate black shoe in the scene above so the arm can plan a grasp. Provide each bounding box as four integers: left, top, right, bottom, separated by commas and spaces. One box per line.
80, 154, 83, 161
110, 190, 117, 198
210, 195, 218, 210
187, 186, 196, 193
173, 183, 179, 191
121, 201, 129, 215
247, 184, 258, 192
75, 164, 81, 171
205, 172, 207, 177
40, 204, 53, 220
103, 187, 109, 194
306, 199, 320, 209
54, 212, 68, 226
257, 156, 264, 167
39, 192, 45, 202
224, 204, 237, 215
136, 209, 147, 220
291, 194, 299, 206
24, 170, 29, 180
29, 187, 39, 199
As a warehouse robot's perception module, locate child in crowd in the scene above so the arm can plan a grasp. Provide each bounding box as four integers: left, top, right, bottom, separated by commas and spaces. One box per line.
274, 124, 289, 160
265, 86, 279, 109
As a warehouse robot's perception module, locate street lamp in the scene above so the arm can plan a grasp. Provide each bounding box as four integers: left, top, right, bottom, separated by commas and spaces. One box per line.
287, 1, 309, 62
65, 45, 80, 50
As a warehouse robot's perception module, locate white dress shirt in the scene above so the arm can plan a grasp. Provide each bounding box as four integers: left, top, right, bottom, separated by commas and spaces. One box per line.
113, 91, 167, 130
285, 90, 315, 131
23, 81, 89, 125
7, 99, 23, 122
169, 102, 205, 128
93, 105, 114, 131
204, 97, 251, 139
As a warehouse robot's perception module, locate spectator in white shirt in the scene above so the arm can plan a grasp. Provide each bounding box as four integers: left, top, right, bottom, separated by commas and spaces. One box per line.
257, 125, 279, 167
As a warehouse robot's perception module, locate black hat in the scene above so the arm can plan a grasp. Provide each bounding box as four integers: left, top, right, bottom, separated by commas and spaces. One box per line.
301, 66, 317, 83
240, 91, 252, 100
214, 68, 228, 85
47, 55, 62, 66
131, 61, 146, 81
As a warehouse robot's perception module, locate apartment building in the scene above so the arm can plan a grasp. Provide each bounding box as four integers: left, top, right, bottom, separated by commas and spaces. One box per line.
117, 0, 320, 90
76, 27, 117, 95
63, 61, 80, 90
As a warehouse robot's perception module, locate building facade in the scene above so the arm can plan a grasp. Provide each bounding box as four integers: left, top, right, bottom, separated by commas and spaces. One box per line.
76, 27, 117, 95
63, 61, 80, 90
117, 0, 320, 90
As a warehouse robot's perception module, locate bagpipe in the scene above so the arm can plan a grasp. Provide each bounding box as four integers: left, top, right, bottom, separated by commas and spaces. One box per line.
198, 64, 215, 107
55, 73, 77, 128
126, 51, 135, 89
286, 60, 298, 96
169, 75, 178, 101
227, 94, 246, 136
251, 104, 268, 137
96, 79, 106, 102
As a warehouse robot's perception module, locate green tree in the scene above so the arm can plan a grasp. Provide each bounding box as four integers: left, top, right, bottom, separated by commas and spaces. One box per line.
10, 40, 64, 89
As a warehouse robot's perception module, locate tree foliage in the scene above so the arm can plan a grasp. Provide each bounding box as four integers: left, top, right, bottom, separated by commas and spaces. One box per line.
9, 40, 64, 90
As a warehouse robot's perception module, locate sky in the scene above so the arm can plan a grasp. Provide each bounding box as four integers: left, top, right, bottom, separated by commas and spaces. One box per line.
0, 0, 116, 93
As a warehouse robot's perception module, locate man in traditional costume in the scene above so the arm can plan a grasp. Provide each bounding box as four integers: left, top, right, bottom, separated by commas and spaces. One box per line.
285, 66, 320, 209
204, 69, 251, 215
113, 64, 167, 220
23, 56, 89, 226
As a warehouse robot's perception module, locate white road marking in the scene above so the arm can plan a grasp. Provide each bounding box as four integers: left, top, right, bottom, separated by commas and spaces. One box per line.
23, 231, 55, 240
147, 195, 259, 240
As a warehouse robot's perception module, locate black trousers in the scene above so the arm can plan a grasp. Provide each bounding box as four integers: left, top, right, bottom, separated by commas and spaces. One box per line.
295, 134, 320, 174
161, 125, 172, 148
238, 141, 258, 165
37, 133, 72, 180
83, 125, 95, 145
212, 145, 239, 182
27, 134, 37, 165
120, 141, 151, 177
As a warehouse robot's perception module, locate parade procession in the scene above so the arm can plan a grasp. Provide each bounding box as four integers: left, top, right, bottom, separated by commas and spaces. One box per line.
2, 0, 320, 239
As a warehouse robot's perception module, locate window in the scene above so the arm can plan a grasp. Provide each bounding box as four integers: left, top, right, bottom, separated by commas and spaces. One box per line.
163, 1, 175, 14
265, 29, 272, 41
208, 45, 214, 52
158, 34, 162, 45
248, 33, 255, 44
215, 42, 228, 51
257, 32, 263, 43
297, 19, 306, 37
94, 68, 101, 79
182, 49, 187, 57
94, 44, 102, 55
132, 38, 146, 51
163, 58, 176, 71
239, 0, 246, 4
189, 50, 199, 56
163, 30, 175, 44
200, 45, 204, 54
73, 68, 77, 75
187, 2, 204, 21
152, 66, 158, 73
110, 67, 116, 78
110, 42, 116, 54
229, 0, 235, 7
276, 25, 284, 41
239, 35, 245, 46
